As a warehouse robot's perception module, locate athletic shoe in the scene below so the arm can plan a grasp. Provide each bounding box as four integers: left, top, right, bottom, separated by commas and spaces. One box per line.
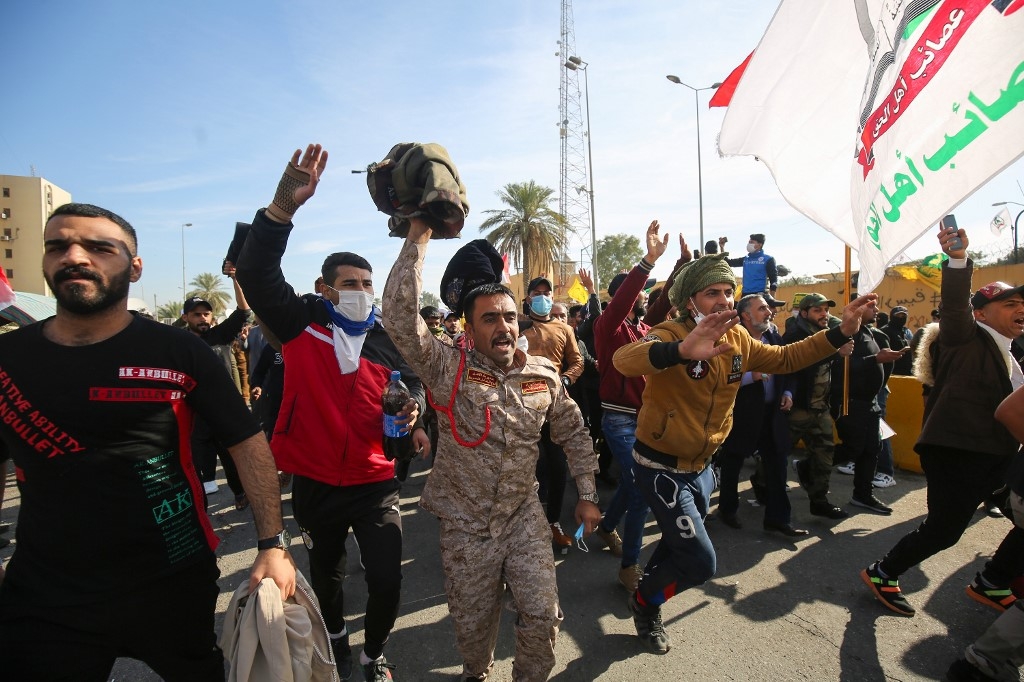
850, 495, 893, 515
809, 501, 849, 519
203, 480, 220, 494
618, 564, 643, 593
861, 562, 915, 616
872, 472, 897, 488
836, 462, 855, 475
966, 573, 1017, 612
595, 526, 624, 557
362, 656, 395, 681
551, 523, 572, 554
946, 658, 999, 682
628, 592, 671, 654
331, 634, 353, 680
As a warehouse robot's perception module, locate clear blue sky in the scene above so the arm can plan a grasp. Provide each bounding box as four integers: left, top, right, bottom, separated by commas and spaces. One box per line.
4, 1, 1023, 311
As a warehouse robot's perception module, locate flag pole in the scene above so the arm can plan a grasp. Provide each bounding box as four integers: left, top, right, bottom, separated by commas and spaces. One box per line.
842, 245, 851, 416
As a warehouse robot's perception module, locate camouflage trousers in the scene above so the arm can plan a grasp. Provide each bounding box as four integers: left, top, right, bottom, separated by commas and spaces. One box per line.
787, 407, 836, 505
438, 498, 563, 681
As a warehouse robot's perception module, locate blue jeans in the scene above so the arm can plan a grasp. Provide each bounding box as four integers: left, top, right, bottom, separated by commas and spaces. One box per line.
598, 412, 650, 567
633, 462, 717, 607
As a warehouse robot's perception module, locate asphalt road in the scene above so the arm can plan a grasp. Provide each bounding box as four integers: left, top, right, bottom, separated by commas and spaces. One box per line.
0, 452, 1012, 681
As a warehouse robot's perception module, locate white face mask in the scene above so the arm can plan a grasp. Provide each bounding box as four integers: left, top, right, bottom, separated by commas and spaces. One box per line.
333, 290, 375, 322
746, 242, 758, 254
689, 297, 705, 324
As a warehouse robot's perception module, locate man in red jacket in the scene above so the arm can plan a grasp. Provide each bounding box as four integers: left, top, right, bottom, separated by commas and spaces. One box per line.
236, 144, 426, 682
591, 220, 668, 592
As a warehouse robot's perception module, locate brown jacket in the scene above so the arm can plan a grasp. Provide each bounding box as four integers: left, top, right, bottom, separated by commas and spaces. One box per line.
614, 317, 846, 472
916, 261, 1018, 458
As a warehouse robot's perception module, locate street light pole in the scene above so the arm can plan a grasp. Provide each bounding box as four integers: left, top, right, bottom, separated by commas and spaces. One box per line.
993, 201, 1024, 264
181, 222, 192, 302
666, 76, 721, 252
565, 55, 599, 292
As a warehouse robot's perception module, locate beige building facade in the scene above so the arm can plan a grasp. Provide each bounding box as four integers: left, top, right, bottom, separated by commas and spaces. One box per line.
0, 175, 73, 296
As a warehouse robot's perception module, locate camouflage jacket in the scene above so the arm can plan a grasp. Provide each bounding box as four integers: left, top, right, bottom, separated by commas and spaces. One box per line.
383, 239, 597, 537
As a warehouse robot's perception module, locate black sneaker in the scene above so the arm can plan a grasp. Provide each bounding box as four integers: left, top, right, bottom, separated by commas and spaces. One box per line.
861, 562, 915, 616
850, 495, 893, 515
628, 593, 671, 654
946, 658, 998, 681
331, 634, 353, 680
809, 501, 849, 519
966, 573, 1017, 612
362, 656, 395, 681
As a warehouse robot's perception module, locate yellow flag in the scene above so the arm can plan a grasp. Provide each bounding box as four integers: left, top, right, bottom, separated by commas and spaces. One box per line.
566, 276, 589, 304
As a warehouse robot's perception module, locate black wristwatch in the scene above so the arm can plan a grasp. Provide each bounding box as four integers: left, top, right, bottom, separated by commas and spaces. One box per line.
257, 528, 292, 551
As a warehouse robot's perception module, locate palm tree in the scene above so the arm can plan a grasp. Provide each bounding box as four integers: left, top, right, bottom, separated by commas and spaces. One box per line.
156, 301, 183, 320
187, 273, 232, 316
479, 181, 569, 288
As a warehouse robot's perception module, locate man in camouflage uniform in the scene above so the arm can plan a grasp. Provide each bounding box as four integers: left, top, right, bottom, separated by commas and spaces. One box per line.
383, 218, 600, 682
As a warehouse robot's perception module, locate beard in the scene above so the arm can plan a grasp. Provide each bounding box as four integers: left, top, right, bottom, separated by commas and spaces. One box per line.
633, 302, 648, 319
46, 264, 131, 315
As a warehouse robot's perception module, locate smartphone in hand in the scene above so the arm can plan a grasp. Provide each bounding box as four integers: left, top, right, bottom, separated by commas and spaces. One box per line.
940, 214, 964, 251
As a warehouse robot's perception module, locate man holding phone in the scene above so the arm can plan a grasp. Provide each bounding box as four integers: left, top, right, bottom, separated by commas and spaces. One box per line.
862, 220, 1024, 617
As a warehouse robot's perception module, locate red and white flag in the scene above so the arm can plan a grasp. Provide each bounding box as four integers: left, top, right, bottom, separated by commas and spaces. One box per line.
0, 267, 14, 312
719, 0, 1024, 292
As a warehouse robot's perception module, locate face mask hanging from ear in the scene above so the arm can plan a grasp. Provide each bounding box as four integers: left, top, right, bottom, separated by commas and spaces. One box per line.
689, 297, 705, 324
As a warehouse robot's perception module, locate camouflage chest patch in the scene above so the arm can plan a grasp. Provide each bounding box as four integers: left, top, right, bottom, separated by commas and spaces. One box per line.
521, 379, 547, 395
467, 368, 498, 388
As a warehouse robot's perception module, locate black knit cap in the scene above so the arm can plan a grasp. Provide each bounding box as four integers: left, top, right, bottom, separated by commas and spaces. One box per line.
440, 239, 505, 316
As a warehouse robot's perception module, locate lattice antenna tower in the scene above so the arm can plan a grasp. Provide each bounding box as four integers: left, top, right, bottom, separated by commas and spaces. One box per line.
557, 0, 591, 276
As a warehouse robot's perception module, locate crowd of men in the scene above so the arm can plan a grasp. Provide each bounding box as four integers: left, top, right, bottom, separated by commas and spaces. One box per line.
0, 143, 1021, 682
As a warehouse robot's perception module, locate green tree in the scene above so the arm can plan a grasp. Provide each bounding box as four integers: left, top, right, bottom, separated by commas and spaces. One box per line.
187, 272, 232, 316
479, 181, 568, 288
419, 291, 442, 310
156, 301, 183, 320
595, 233, 644, 291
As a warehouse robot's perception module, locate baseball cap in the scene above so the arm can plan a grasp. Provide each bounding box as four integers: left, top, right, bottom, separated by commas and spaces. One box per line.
971, 282, 1024, 309
183, 296, 213, 314
526, 277, 553, 294
890, 306, 909, 316
798, 293, 836, 311
607, 273, 657, 297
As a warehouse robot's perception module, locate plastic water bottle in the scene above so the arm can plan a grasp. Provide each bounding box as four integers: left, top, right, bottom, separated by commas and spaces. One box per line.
382, 370, 414, 462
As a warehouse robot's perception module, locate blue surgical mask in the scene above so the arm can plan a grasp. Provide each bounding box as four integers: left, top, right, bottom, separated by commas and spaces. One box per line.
530, 295, 553, 316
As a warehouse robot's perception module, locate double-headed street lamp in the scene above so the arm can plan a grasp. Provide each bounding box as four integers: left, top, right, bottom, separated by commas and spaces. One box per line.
565, 55, 599, 291
666, 75, 721, 252
181, 222, 192, 302
993, 201, 1024, 264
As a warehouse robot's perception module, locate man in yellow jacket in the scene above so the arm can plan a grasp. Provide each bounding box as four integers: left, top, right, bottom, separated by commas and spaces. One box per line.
613, 253, 876, 654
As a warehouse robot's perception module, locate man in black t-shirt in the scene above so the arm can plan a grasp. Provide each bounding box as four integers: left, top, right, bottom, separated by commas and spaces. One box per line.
0, 203, 295, 681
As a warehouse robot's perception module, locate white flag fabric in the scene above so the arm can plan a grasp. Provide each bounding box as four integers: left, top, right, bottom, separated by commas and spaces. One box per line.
991, 207, 1012, 235
719, 0, 1024, 292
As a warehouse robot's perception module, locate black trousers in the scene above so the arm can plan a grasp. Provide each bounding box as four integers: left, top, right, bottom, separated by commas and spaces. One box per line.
292, 475, 403, 659
0, 559, 222, 681
881, 446, 1011, 578
834, 400, 880, 500
536, 423, 568, 525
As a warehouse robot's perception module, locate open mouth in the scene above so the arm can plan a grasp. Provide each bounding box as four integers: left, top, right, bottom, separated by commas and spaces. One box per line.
492, 336, 513, 350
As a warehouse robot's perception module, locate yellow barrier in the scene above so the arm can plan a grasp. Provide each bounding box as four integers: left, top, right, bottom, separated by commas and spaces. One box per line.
886, 375, 925, 473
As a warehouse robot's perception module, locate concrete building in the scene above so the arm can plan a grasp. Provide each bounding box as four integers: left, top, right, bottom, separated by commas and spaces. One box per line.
0, 175, 73, 295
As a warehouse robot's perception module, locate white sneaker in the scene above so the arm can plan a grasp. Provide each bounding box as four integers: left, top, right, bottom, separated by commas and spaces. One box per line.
872, 472, 897, 488
836, 462, 856, 475
203, 480, 220, 494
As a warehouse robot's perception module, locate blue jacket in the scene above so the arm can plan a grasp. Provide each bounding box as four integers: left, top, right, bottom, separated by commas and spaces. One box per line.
728, 250, 778, 294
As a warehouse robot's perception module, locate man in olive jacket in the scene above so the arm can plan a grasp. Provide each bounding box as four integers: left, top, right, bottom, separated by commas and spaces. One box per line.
612, 253, 876, 655
862, 226, 1024, 618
